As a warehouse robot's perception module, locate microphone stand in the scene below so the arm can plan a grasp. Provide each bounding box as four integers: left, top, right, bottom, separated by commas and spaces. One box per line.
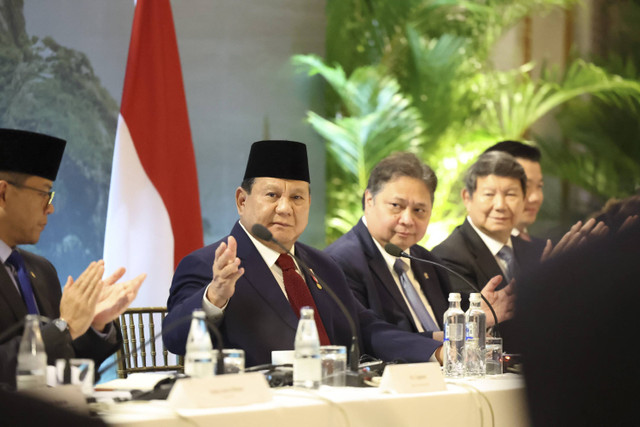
384, 243, 501, 337
251, 224, 365, 387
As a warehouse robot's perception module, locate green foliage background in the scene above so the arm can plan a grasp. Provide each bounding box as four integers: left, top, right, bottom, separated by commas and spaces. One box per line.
295, 0, 640, 247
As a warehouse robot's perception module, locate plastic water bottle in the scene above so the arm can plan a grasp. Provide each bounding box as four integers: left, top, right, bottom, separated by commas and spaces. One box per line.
464, 293, 486, 378
16, 314, 47, 390
293, 306, 321, 389
184, 310, 214, 378
443, 293, 465, 378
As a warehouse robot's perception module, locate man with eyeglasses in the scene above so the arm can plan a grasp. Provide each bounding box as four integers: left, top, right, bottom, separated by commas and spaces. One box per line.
0, 128, 145, 387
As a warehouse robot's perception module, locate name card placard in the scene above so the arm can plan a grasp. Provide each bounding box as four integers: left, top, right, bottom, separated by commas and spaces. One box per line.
167, 372, 272, 409
379, 362, 446, 394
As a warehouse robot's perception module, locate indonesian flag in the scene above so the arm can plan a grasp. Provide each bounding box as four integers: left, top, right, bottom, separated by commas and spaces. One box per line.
103, 0, 203, 307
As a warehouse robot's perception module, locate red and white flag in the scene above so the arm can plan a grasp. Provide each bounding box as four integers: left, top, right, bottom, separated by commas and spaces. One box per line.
104, 0, 203, 307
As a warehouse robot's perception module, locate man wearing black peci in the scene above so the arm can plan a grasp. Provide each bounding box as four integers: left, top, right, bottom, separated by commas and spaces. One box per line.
0, 129, 144, 387
164, 140, 444, 367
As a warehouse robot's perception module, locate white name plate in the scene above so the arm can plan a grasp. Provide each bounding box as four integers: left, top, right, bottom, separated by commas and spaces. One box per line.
168, 372, 272, 409
379, 362, 446, 394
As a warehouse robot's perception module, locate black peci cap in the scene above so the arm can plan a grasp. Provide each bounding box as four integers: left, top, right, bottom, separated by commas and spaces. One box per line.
0, 129, 66, 181
243, 140, 310, 183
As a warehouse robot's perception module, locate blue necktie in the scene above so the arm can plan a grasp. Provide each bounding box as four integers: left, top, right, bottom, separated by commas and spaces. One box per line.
393, 258, 439, 332
6, 250, 39, 314
497, 245, 515, 283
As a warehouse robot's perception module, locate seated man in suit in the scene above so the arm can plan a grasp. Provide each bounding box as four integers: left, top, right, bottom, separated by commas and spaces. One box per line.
432, 151, 540, 351
163, 140, 444, 367
0, 129, 145, 387
325, 152, 514, 340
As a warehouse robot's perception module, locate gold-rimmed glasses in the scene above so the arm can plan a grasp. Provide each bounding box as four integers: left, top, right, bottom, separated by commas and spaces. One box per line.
6, 181, 55, 206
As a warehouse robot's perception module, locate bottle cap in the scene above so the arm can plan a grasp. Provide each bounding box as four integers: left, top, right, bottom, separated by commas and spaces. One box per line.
469, 293, 482, 302
299, 306, 314, 317
192, 309, 206, 319
448, 293, 461, 302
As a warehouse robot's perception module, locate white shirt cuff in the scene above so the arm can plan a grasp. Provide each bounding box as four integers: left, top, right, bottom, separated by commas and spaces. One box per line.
201, 282, 226, 321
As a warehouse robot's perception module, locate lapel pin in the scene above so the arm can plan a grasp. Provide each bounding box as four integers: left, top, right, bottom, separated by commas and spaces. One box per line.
423, 272, 429, 279
309, 269, 322, 289
30, 271, 36, 278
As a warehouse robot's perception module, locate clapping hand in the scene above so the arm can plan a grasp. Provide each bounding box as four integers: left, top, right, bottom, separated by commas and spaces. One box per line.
481, 275, 515, 326
92, 268, 146, 332
541, 218, 608, 262
59, 261, 105, 339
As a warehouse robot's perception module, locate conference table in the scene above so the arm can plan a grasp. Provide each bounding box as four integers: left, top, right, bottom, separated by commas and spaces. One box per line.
98, 373, 529, 427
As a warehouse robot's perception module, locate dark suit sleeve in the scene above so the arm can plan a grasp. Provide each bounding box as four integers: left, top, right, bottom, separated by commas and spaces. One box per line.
355, 299, 441, 362
163, 247, 216, 355
431, 242, 479, 295
0, 323, 117, 387
0, 336, 21, 386
326, 245, 380, 311
320, 255, 442, 362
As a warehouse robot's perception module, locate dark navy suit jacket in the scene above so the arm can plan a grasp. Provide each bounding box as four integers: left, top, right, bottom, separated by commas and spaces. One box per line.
325, 219, 449, 336
432, 218, 540, 295
163, 221, 441, 367
0, 249, 121, 387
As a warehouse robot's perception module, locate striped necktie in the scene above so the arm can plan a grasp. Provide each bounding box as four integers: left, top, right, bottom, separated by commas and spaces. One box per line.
393, 258, 439, 332
497, 245, 515, 283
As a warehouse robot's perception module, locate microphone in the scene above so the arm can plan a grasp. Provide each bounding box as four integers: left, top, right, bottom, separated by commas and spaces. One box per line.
251, 224, 364, 387
384, 242, 500, 336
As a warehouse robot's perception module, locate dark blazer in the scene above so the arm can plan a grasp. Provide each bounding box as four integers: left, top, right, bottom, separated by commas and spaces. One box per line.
163, 221, 441, 367
325, 219, 449, 336
432, 218, 540, 352
0, 249, 121, 387
432, 218, 540, 295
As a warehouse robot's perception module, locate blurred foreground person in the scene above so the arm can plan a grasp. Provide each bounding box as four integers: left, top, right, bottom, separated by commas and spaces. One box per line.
517, 218, 640, 426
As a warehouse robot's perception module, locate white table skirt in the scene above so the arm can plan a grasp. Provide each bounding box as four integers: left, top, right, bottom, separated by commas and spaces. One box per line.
100, 373, 528, 427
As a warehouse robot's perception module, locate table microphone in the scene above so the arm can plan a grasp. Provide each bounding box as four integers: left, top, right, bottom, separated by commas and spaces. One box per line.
251, 224, 365, 387
384, 242, 500, 336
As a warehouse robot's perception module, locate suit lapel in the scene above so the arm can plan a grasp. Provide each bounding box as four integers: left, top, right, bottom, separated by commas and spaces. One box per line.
295, 245, 339, 340
232, 224, 299, 332
354, 221, 412, 319
410, 252, 447, 328
0, 266, 28, 321
19, 250, 57, 318
460, 219, 505, 284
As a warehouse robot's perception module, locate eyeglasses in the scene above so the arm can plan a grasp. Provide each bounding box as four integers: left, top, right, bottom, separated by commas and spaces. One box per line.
6, 181, 55, 206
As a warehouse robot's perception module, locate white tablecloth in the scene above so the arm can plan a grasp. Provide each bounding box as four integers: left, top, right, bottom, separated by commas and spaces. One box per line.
100, 374, 528, 427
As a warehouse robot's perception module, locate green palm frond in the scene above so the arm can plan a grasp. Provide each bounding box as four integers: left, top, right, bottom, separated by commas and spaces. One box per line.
301, 0, 640, 245
478, 60, 640, 139
294, 54, 426, 241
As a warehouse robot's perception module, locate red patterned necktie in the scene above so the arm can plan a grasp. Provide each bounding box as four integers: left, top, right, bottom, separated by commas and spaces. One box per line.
276, 253, 330, 345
